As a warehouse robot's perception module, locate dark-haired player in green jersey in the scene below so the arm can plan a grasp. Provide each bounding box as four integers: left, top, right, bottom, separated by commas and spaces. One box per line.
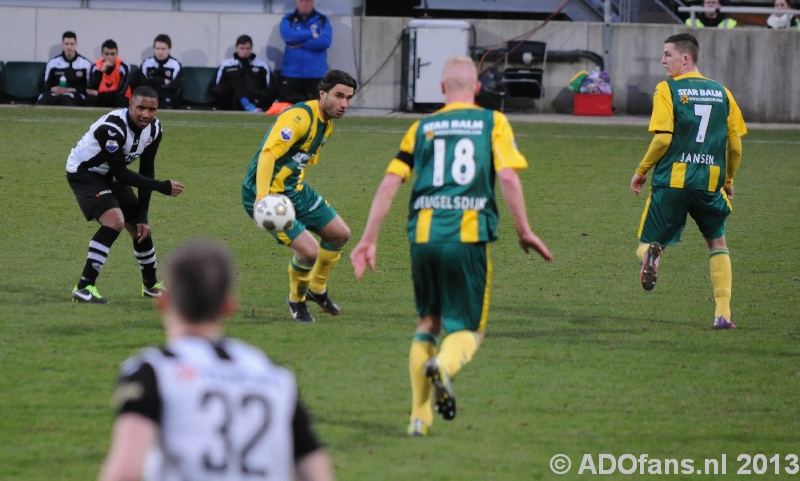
631, 33, 746, 330
350, 56, 552, 437
242, 70, 357, 323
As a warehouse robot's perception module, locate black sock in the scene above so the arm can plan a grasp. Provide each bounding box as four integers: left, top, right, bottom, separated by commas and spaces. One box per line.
77, 226, 120, 289
134, 236, 158, 288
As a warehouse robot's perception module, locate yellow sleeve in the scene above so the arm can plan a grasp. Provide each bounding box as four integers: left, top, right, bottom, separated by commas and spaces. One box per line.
648, 81, 674, 133
491, 111, 528, 172
385, 121, 419, 182
255, 108, 312, 199
724, 88, 746, 186
636, 133, 672, 176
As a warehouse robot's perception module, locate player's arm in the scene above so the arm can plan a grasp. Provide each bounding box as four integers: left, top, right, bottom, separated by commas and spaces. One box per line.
98, 360, 161, 481
281, 17, 313, 46
723, 88, 747, 198
255, 110, 310, 199
350, 122, 418, 278
632, 82, 674, 196
303, 17, 332, 51
292, 398, 333, 481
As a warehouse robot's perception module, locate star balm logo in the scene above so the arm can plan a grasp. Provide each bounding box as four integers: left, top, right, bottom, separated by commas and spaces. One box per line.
680, 94, 689, 105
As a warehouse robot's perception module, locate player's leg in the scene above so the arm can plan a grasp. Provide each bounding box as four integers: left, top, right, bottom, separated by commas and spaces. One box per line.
116, 185, 163, 298
305, 215, 349, 315
691, 190, 734, 329
286, 230, 319, 323
407, 316, 441, 437
636, 187, 688, 290
67, 173, 125, 303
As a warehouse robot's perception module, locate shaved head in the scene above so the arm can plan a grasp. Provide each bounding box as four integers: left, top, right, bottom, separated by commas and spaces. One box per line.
442, 55, 478, 95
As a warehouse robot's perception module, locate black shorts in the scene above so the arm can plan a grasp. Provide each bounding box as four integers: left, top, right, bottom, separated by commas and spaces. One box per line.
67, 171, 139, 222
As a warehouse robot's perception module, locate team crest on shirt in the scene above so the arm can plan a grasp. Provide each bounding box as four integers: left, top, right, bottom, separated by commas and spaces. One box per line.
252, 67, 260, 73
280, 127, 293, 141
680, 94, 689, 104
76, 71, 83, 77
105, 140, 119, 152
146, 137, 153, 145
165, 71, 172, 78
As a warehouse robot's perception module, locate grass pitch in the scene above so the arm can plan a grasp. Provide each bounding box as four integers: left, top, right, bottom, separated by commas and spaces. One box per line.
0, 106, 798, 480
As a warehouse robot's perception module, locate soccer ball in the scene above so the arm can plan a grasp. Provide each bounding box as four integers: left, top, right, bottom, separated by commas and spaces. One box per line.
254, 194, 296, 233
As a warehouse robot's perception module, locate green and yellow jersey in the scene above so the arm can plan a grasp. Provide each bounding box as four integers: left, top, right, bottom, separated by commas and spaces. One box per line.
242, 100, 332, 205
645, 72, 746, 192
387, 103, 527, 244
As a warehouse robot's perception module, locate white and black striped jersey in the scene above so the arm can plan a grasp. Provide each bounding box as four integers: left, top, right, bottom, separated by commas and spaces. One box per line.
66, 109, 172, 221
215, 54, 272, 88
42, 52, 92, 92
114, 336, 323, 481
139, 56, 183, 96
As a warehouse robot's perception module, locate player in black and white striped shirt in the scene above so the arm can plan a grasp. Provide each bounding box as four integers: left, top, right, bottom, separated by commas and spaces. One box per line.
66, 86, 184, 304
37, 31, 93, 106
137, 34, 183, 109
98, 239, 334, 481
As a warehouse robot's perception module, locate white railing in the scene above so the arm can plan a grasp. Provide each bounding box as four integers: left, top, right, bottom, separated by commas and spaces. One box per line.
678, 6, 800, 27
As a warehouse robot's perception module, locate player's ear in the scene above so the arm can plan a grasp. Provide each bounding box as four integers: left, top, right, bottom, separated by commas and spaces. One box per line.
440, 81, 446, 95
474, 80, 482, 96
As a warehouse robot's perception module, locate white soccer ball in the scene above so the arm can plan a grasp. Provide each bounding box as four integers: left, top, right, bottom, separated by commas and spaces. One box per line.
254, 194, 296, 233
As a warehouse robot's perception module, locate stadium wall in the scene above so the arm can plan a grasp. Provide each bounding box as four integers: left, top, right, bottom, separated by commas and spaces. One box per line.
0, 6, 797, 122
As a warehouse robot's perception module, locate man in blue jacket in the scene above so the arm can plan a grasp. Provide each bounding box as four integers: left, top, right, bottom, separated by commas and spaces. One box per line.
279, 0, 332, 104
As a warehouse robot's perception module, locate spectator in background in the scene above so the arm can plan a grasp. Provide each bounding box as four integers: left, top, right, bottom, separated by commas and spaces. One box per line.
279, 0, 332, 104
685, 0, 738, 28
767, 0, 800, 29
38, 31, 92, 106
86, 39, 131, 108
210, 35, 278, 112
137, 34, 183, 109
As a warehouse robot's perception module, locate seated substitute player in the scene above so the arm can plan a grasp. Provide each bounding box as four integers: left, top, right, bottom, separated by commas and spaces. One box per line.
66, 86, 184, 304
137, 34, 183, 109
630, 33, 746, 330
37, 31, 92, 106
209, 35, 278, 112
242, 70, 357, 324
97, 239, 335, 481
86, 39, 132, 109
350, 56, 553, 436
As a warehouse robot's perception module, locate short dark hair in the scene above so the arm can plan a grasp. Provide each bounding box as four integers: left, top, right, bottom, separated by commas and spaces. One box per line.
132, 86, 158, 100
236, 34, 253, 46
101, 39, 117, 51
164, 239, 235, 324
318, 70, 357, 94
665, 33, 700, 64
153, 34, 172, 49
62, 31, 76, 41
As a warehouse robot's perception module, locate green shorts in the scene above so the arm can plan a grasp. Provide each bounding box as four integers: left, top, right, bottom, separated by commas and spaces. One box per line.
243, 184, 338, 245
410, 242, 492, 334
638, 186, 731, 246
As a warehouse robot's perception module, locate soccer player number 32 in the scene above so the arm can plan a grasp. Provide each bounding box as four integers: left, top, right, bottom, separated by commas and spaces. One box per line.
433, 138, 477, 186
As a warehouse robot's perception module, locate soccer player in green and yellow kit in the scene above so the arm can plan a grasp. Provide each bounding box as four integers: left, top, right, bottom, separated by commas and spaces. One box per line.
350, 56, 552, 436
631, 33, 746, 330
242, 70, 356, 323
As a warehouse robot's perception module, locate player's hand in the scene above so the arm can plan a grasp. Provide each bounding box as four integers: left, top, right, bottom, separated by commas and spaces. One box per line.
723, 185, 734, 200
350, 241, 377, 279
631, 172, 647, 196
170, 181, 184, 196
51, 86, 66, 94
136, 223, 151, 243
86, 89, 98, 96
519, 231, 553, 261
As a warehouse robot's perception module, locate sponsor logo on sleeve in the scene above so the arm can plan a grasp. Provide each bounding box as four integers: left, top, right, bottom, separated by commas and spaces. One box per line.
105, 140, 119, 153
280, 127, 293, 141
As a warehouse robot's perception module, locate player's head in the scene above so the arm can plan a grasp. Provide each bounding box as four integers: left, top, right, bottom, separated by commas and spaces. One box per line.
235, 35, 253, 58
62, 31, 77, 58
153, 34, 171, 60
318, 70, 357, 120
296, 0, 314, 17
161, 239, 236, 325
663, 33, 699, 78
440, 55, 480, 99
101, 39, 118, 63
129, 86, 159, 129
773, 0, 790, 8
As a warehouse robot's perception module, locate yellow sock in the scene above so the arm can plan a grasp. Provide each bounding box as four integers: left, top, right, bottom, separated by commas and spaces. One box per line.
709, 249, 732, 319
288, 256, 314, 302
438, 330, 479, 378
309, 244, 342, 294
636, 243, 649, 262
409, 334, 437, 426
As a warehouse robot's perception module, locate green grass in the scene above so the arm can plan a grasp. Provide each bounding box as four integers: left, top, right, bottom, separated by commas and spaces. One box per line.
0, 106, 798, 480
